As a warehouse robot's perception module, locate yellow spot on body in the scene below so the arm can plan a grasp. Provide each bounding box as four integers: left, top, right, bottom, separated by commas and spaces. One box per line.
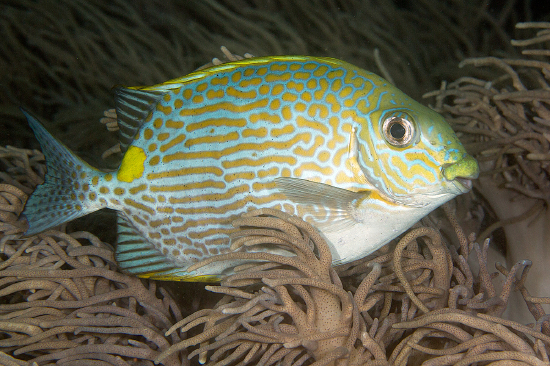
157, 133, 170, 141
331, 79, 342, 92
289, 63, 301, 71
258, 167, 279, 178
294, 72, 310, 80
340, 86, 353, 98
206, 90, 224, 99
282, 92, 298, 102
192, 95, 204, 104
326, 94, 341, 113
114, 187, 125, 195
158, 207, 174, 214
163, 94, 171, 102
294, 103, 307, 113
129, 184, 147, 194
157, 104, 172, 115
281, 106, 292, 121
271, 124, 294, 137
231, 71, 241, 83
174, 99, 183, 109
296, 116, 329, 134
124, 198, 154, 215
149, 156, 160, 166
80, 172, 86, 179
242, 127, 267, 138
92, 176, 99, 185
117, 146, 147, 183
270, 99, 281, 110
329, 69, 345, 78
318, 151, 330, 162
153, 118, 163, 129
259, 85, 270, 95
160, 134, 186, 152
314, 65, 329, 77
99, 187, 109, 194
240, 77, 262, 88
142, 195, 156, 203
308, 104, 329, 119
196, 83, 208, 92
301, 92, 312, 102
294, 136, 324, 157
224, 171, 255, 183
266, 73, 291, 82
249, 112, 280, 124
294, 163, 332, 177
226, 87, 257, 99
212, 76, 229, 85
144, 128, 154, 140
271, 85, 284, 96
89, 192, 97, 200
148, 143, 157, 152
314, 79, 328, 100
270, 63, 288, 72
183, 89, 193, 99
306, 79, 317, 90
288, 81, 304, 92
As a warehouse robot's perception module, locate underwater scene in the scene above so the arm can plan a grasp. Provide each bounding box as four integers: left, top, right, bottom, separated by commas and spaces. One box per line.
0, 0, 550, 365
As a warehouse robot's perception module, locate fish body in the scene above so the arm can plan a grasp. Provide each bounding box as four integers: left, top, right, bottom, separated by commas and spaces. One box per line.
22, 56, 479, 281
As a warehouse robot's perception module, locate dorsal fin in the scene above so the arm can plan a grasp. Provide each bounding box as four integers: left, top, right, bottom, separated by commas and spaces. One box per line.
113, 87, 165, 153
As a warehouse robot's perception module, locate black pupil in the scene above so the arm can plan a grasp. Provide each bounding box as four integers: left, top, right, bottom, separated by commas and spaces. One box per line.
390, 122, 406, 140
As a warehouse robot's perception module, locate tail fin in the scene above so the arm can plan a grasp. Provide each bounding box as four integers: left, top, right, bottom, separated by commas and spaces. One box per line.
21, 109, 107, 235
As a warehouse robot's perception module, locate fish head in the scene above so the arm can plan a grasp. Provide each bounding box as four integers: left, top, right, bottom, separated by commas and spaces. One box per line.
355, 88, 479, 207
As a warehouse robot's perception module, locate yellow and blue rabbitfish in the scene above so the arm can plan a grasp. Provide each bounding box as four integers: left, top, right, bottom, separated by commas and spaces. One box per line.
22, 56, 479, 281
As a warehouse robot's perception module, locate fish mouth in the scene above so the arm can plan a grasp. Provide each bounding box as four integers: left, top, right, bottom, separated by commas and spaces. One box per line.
453, 177, 473, 193
442, 154, 479, 193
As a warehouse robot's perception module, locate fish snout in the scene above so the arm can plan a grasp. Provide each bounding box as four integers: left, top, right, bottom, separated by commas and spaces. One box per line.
442, 155, 479, 193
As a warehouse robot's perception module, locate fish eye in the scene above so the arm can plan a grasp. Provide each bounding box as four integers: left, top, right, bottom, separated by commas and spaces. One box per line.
382, 116, 415, 147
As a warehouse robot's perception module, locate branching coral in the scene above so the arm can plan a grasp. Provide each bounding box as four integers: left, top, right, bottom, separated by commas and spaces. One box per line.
0, 147, 187, 365
1, 0, 524, 151
425, 22, 550, 206
156, 205, 550, 366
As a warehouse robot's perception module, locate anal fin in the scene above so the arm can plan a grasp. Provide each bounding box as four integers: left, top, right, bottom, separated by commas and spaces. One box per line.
115, 213, 211, 281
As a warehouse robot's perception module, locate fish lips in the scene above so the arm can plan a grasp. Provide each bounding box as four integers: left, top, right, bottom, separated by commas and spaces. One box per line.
453, 177, 473, 193
442, 155, 479, 194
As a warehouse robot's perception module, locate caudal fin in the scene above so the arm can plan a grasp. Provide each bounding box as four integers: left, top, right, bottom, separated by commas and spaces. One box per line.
21, 109, 107, 235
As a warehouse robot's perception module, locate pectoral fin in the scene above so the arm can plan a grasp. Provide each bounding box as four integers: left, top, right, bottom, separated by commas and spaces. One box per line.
274, 177, 368, 232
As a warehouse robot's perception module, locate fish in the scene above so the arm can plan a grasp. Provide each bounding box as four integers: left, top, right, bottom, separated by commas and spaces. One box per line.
21, 55, 479, 281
